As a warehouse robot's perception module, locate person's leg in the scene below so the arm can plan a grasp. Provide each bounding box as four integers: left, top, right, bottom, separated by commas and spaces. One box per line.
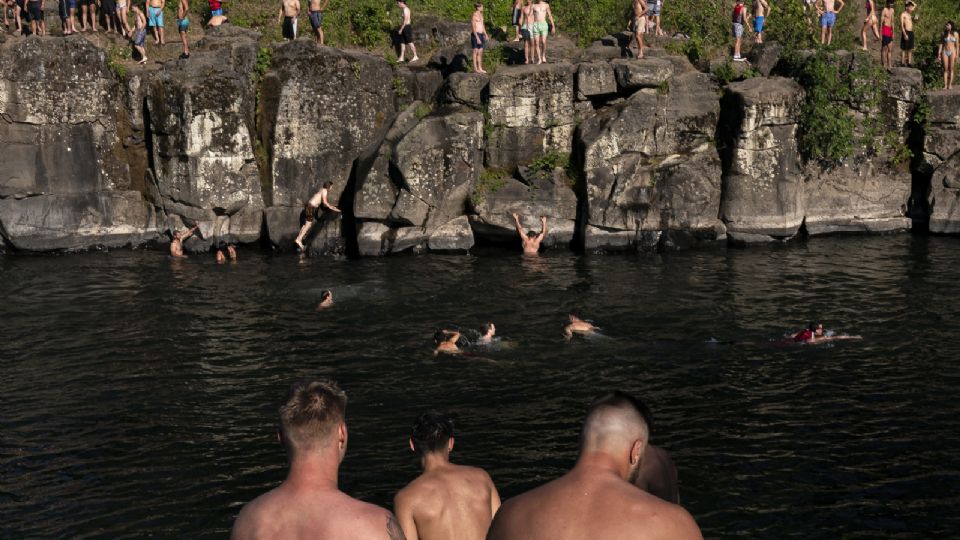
409, 42, 418, 61
820, 20, 826, 44
91, 1, 97, 31
295, 222, 312, 249
398, 42, 406, 62
540, 35, 547, 63
735, 36, 741, 58
949, 56, 956, 89
861, 19, 868, 49
478, 44, 485, 73
945, 55, 949, 88
872, 19, 880, 39
827, 26, 833, 46
136, 44, 146, 63
159, 24, 163, 44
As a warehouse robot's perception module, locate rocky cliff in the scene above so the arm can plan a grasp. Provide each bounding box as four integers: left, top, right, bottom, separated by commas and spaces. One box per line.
0, 29, 956, 255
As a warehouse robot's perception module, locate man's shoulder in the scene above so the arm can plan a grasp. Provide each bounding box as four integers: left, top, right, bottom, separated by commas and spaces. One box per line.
623, 491, 702, 539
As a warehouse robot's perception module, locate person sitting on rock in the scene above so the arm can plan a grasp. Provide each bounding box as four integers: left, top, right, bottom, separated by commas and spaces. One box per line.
564, 309, 598, 341
317, 289, 334, 309
169, 225, 198, 258
512, 212, 547, 256
294, 181, 341, 252
434, 329, 462, 356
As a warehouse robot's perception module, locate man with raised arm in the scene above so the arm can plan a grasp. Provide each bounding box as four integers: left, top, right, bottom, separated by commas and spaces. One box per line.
394, 412, 500, 540
169, 225, 198, 258
294, 181, 341, 252
232, 379, 405, 540
487, 391, 703, 540
511, 213, 547, 256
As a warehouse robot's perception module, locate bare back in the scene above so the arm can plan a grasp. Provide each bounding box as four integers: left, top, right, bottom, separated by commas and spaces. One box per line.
233, 486, 402, 540
395, 464, 499, 540
488, 469, 701, 540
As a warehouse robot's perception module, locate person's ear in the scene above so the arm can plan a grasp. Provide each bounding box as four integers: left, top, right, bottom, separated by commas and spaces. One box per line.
277, 429, 283, 446
409, 438, 416, 453
338, 423, 347, 450
448, 437, 455, 453
630, 439, 645, 465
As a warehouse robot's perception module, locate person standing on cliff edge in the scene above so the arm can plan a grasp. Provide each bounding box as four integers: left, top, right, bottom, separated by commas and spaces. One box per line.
816, 0, 844, 46
131, 5, 148, 64
900, 2, 916, 67
278, 0, 299, 40
879, 0, 895, 68
630, 0, 647, 59
732, 0, 750, 62
529, 0, 555, 64
294, 181, 341, 252
231, 379, 406, 540
177, 0, 190, 58
307, 0, 328, 44
512, 212, 547, 256
396, 0, 418, 63
394, 412, 501, 540
146, 0, 165, 45
471, 3, 487, 74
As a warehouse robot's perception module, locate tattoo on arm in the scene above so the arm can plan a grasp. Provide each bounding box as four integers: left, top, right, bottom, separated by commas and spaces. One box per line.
387, 514, 407, 540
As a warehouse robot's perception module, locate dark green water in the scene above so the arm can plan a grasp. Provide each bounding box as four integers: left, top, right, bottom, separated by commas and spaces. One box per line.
2, 236, 959, 538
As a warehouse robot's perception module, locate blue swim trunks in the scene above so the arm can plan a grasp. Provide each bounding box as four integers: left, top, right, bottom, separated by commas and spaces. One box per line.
754, 15, 764, 33
210, 8, 223, 16
178, 17, 189, 32
147, 5, 163, 27
471, 32, 486, 50
820, 12, 836, 28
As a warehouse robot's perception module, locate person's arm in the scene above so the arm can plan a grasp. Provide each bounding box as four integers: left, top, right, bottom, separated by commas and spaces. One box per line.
536, 216, 548, 242
563, 324, 573, 341
815, 0, 824, 15
835, 0, 844, 12
277, 0, 283, 22
547, 5, 555, 33
319, 0, 328, 10
445, 330, 461, 344
490, 482, 502, 518
511, 213, 525, 237
321, 190, 341, 212
181, 226, 198, 241
393, 494, 418, 540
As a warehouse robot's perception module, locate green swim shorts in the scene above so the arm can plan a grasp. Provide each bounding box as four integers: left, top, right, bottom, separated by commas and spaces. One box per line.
531, 21, 549, 37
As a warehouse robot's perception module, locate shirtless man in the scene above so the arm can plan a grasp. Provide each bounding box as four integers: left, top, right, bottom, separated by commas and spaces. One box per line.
396, 0, 418, 63
147, 0, 164, 45
477, 323, 496, 344
131, 5, 148, 64
307, 0, 328, 44
471, 4, 487, 74
512, 213, 547, 256
177, 0, 190, 58
879, 0, 894, 67
563, 309, 598, 341
816, 0, 844, 46
631, 0, 647, 59
900, 1, 916, 67
792, 322, 863, 343
519, 0, 534, 64
433, 329, 461, 356
529, 0, 555, 64
168, 226, 198, 258
487, 391, 702, 540
860, 0, 880, 50
232, 379, 404, 540
394, 412, 500, 540
294, 181, 341, 251
278, 0, 299, 40
752, 0, 768, 44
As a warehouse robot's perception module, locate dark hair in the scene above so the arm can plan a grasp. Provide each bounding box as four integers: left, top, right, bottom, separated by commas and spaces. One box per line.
480, 323, 494, 335
279, 379, 347, 451
475, 2, 482, 7
808, 321, 822, 332
411, 412, 455, 455
322, 181, 333, 189
527, 230, 538, 238
320, 290, 332, 301
434, 329, 447, 344
587, 390, 652, 436
569, 309, 583, 319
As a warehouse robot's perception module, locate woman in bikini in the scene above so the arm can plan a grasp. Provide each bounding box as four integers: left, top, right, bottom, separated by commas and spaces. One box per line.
938, 21, 958, 90
860, 0, 880, 50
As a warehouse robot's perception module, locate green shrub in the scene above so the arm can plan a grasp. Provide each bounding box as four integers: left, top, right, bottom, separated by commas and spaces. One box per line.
528, 151, 570, 172
471, 169, 509, 206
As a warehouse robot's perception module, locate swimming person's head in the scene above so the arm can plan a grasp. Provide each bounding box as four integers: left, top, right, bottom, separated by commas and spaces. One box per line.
278, 379, 348, 459
434, 329, 447, 344
320, 290, 332, 302
569, 309, 583, 321
480, 322, 496, 337
581, 391, 650, 483
410, 411, 455, 457
527, 230, 538, 238
322, 181, 333, 189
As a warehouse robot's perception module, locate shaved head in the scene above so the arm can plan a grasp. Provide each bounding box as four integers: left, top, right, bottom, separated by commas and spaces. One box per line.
580, 392, 650, 482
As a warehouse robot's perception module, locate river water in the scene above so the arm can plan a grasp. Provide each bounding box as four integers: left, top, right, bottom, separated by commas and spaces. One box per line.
2, 235, 959, 538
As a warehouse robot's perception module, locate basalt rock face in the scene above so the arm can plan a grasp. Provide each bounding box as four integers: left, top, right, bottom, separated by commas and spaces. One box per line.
354, 104, 483, 255
260, 42, 397, 253
485, 63, 576, 171
926, 89, 960, 233
578, 72, 725, 251
146, 28, 263, 250
0, 38, 158, 251
720, 77, 805, 243
801, 65, 919, 235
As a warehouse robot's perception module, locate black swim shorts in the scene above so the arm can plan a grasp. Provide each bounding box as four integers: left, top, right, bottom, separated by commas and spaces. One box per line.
401, 25, 413, 44
901, 30, 915, 51
303, 203, 318, 223
282, 16, 297, 40
27, 0, 42, 21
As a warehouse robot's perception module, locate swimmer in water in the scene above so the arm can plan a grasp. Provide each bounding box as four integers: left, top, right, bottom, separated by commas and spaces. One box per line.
227, 245, 238, 261
477, 323, 496, 344
512, 213, 547, 256
317, 290, 334, 309
169, 225, 198, 258
434, 329, 462, 356
215, 249, 227, 263
564, 309, 598, 341
793, 322, 862, 344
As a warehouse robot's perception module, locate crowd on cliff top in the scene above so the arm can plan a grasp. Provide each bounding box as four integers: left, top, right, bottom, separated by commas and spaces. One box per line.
230, 380, 702, 540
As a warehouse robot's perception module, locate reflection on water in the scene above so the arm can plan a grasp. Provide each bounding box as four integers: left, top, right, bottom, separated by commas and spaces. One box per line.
2, 236, 960, 537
